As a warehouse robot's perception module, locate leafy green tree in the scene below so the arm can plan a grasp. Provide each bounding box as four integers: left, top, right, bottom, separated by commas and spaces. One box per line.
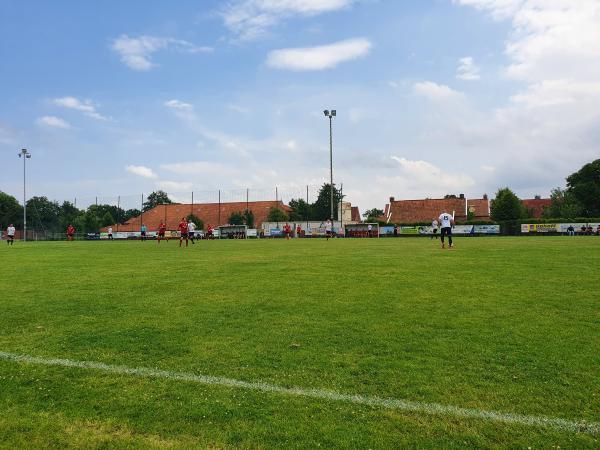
142, 191, 173, 212
59, 201, 81, 231
101, 211, 116, 227
288, 199, 311, 221
267, 207, 288, 223
444, 194, 458, 199
363, 208, 384, 222
491, 188, 524, 221
491, 188, 524, 235
566, 159, 600, 216
228, 211, 245, 225
186, 213, 204, 230
0, 191, 23, 229
243, 209, 255, 228
27, 196, 62, 231
121, 208, 140, 223
543, 187, 582, 219
312, 183, 343, 221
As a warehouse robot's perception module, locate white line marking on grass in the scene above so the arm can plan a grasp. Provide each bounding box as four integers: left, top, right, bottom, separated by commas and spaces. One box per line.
0, 351, 598, 435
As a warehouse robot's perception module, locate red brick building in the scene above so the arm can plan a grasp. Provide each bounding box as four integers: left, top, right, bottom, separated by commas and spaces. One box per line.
383, 194, 549, 224
102, 200, 291, 232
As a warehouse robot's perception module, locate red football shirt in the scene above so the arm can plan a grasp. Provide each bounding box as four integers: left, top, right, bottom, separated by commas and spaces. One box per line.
159, 224, 166, 233
178, 222, 187, 233
67, 226, 75, 235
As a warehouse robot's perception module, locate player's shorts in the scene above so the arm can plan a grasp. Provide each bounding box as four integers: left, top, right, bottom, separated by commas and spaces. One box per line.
158, 232, 165, 238
7, 235, 14, 240
67, 233, 74, 238
180, 232, 188, 238
141, 231, 146, 236
441, 227, 452, 237
108, 233, 113, 238
188, 232, 194, 238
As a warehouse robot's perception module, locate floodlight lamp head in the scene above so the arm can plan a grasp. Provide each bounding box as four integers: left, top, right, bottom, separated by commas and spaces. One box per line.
26, 154, 31, 158
331, 110, 336, 116
323, 109, 329, 117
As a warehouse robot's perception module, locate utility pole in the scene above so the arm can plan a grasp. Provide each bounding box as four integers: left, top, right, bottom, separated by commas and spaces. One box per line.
18, 149, 31, 241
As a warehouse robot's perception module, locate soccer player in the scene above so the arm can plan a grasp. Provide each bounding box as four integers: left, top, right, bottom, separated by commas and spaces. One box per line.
157, 221, 167, 244
66, 224, 75, 241
206, 224, 213, 240
140, 224, 147, 241
107, 226, 113, 240
178, 217, 188, 247
296, 224, 302, 238
438, 212, 454, 249
283, 223, 291, 240
6, 224, 15, 245
187, 218, 196, 244
431, 218, 439, 239
325, 219, 332, 240
367, 223, 373, 238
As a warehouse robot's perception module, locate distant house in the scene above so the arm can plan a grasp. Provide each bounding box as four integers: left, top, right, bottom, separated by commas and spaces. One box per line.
382, 194, 549, 224
101, 200, 291, 232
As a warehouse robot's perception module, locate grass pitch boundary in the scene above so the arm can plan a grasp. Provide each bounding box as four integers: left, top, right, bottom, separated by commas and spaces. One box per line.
1, 351, 598, 435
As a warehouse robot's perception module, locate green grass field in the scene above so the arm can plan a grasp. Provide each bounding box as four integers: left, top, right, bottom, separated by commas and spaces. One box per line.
0, 237, 599, 449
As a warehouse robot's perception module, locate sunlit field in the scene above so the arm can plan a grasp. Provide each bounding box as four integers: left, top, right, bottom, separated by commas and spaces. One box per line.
0, 237, 598, 448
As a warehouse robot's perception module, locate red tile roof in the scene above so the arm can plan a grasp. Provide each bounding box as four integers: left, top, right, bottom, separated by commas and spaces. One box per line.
387, 197, 482, 224
102, 201, 291, 232
351, 206, 361, 222
522, 198, 551, 218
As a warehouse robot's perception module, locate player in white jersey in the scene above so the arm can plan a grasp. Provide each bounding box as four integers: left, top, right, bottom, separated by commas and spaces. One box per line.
431, 219, 439, 239
6, 224, 15, 245
325, 220, 333, 240
438, 212, 455, 249
187, 219, 197, 245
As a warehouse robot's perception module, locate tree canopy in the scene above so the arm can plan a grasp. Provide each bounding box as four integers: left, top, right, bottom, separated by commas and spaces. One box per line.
0, 191, 23, 229
142, 191, 173, 212
566, 159, 600, 216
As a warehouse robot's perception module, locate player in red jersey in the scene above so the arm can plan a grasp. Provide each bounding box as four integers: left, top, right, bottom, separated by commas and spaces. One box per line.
178, 217, 189, 247
296, 224, 302, 238
66, 224, 75, 241
157, 221, 167, 244
283, 223, 291, 240
206, 224, 213, 240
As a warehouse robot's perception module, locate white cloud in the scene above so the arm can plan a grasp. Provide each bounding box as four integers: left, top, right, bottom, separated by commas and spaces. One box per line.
164, 99, 194, 111
267, 38, 371, 71
156, 180, 194, 192
413, 81, 463, 101
54, 96, 108, 120
456, 56, 480, 80
111, 35, 212, 71
161, 161, 235, 177
222, 0, 355, 40
36, 116, 71, 129
125, 165, 157, 178
389, 156, 475, 191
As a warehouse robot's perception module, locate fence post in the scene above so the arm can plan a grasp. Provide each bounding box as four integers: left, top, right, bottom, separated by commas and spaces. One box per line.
117, 196, 120, 232
218, 190, 221, 225
246, 188, 249, 212
141, 194, 144, 230
306, 185, 309, 230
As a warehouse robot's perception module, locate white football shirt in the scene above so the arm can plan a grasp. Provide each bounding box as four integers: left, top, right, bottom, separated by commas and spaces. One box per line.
431, 220, 438, 229
7, 226, 15, 236
187, 222, 196, 232
438, 213, 453, 228
107, 227, 112, 234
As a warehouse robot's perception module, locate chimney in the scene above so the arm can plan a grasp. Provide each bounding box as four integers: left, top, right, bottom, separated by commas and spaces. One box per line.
459, 193, 465, 199
389, 196, 395, 203
483, 194, 488, 200
534, 195, 541, 200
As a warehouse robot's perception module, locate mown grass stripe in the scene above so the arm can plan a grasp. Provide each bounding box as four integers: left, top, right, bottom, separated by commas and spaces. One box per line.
1, 350, 597, 435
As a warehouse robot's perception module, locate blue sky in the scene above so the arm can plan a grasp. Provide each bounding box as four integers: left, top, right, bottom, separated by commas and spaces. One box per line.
1, 0, 599, 211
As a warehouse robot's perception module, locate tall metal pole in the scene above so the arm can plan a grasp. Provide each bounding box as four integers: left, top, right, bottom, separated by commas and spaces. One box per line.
19, 149, 31, 241
329, 115, 334, 223
117, 195, 120, 232
218, 190, 221, 225
23, 152, 26, 241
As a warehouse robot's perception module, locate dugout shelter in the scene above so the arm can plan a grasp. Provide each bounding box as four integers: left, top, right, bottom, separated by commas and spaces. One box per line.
345, 223, 379, 238
218, 225, 247, 239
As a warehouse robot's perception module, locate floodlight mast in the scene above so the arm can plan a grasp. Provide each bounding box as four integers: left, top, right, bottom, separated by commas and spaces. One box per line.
18, 148, 31, 241
323, 109, 336, 223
